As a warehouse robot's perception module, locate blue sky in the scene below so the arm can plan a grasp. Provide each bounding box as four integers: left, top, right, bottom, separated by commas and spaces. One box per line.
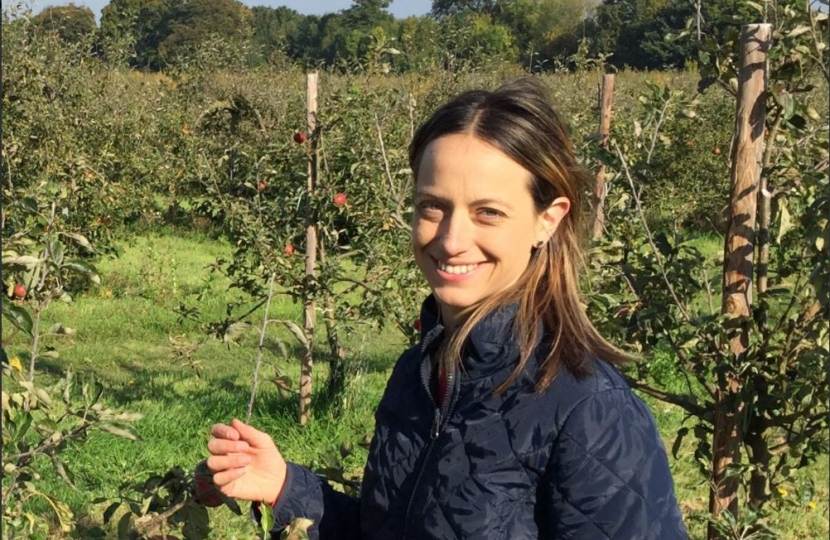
32, 0, 433, 21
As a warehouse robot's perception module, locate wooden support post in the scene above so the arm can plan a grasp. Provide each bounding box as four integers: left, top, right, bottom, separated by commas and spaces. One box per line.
300, 72, 318, 426
592, 74, 614, 240
709, 23, 770, 540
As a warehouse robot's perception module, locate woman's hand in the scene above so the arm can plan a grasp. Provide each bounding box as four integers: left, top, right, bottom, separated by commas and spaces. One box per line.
205, 418, 287, 506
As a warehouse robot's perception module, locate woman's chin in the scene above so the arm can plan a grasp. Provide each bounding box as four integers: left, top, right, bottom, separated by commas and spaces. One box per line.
432, 292, 479, 321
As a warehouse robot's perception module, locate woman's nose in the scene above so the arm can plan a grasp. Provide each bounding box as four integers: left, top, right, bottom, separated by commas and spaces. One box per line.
437, 211, 473, 255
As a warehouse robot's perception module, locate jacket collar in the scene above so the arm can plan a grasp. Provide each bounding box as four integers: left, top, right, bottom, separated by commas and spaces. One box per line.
418, 295, 522, 378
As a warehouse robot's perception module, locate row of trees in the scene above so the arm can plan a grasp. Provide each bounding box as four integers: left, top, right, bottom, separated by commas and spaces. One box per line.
26, 0, 809, 72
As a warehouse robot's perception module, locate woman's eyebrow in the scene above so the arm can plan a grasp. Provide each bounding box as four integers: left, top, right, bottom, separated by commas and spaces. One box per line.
415, 191, 513, 208
470, 198, 514, 211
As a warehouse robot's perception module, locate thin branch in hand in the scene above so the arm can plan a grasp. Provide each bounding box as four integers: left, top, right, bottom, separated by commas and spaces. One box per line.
247, 273, 276, 423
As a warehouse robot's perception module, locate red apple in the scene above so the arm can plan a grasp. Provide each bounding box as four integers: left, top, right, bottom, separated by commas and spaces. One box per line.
13, 284, 26, 299
258, 181, 267, 192
193, 461, 223, 508
284, 244, 295, 255
333, 192, 347, 207
293, 131, 307, 144
413, 317, 421, 331
713, 147, 721, 155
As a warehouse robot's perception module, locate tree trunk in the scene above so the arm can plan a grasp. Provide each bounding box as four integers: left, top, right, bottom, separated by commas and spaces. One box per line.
592, 74, 614, 240
709, 23, 770, 540
318, 236, 347, 400
300, 71, 319, 427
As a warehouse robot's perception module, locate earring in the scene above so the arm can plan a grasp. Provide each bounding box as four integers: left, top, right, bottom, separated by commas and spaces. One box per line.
534, 240, 545, 249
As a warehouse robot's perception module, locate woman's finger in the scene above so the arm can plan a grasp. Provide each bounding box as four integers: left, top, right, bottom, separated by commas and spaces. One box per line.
206, 453, 251, 473
207, 438, 250, 456
230, 418, 277, 449
210, 423, 241, 441
212, 466, 248, 487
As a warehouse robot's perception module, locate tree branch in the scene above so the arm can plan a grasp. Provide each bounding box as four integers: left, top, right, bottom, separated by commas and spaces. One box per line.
623, 374, 710, 418
131, 495, 197, 539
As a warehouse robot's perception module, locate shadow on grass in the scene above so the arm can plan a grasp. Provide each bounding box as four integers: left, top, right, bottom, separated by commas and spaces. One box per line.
69, 515, 107, 540
36, 355, 366, 423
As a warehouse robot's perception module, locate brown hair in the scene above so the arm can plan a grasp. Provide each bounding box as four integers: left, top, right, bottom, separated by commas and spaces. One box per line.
409, 77, 630, 393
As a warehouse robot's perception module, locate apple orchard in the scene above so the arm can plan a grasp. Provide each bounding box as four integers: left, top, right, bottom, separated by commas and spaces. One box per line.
1, 4, 828, 539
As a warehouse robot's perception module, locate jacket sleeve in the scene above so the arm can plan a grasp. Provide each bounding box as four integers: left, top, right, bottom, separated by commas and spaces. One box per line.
256, 461, 361, 540
544, 389, 689, 539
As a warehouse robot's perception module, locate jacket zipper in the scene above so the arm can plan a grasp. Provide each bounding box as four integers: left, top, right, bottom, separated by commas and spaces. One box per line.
402, 353, 459, 540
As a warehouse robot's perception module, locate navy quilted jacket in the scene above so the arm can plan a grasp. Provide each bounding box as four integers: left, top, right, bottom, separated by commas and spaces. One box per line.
262, 298, 688, 539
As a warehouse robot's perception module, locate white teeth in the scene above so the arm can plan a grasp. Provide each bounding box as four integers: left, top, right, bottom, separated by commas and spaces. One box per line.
437, 262, 478, 275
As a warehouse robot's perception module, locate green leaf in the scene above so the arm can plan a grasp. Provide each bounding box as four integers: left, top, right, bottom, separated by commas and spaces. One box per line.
19, 198, 38, 213
775, 90, 795, 119
262, 501, 275, 538
223, 321, 251, 343
798, 481, 815, 506
47, 323, 76, 335
60, 232, 95, 252
805, 107, 821, 121
219, 491, 243, 515
2, 254, 41, 270
280, 321, 309, 348
98, 422, 141, 441
117, 511, 132, 540
103, 501, 120, 524
40, 493, 74, 532
62, 260, 101, 284
50, 239, 65, 267
2, 302, 33, 337
52, 457, 76, 489
15, 411, 33, 440
181, 503, 210, 540
776, 200, 793, 243
745, 1, 765, 15
787, 25, 811, 38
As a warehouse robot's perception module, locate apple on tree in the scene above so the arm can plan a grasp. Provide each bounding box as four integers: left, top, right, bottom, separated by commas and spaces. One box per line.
13, 284, 26, 299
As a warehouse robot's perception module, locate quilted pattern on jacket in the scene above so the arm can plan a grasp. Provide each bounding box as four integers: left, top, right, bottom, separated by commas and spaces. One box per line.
262, 297, 689, 539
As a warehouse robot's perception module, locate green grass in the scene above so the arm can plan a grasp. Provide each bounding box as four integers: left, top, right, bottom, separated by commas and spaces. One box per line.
2, 232, 827, 539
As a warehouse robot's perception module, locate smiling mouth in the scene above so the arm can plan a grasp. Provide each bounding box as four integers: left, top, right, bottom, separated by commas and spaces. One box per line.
436, 260, 479, 275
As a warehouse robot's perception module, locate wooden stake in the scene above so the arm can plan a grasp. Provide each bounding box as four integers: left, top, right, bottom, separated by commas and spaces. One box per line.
592, 74, 614, 240
300, 72, 318, 426
709, 23, 770, 539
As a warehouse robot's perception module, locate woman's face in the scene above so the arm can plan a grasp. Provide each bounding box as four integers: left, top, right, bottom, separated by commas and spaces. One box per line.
412, 134, 570, 327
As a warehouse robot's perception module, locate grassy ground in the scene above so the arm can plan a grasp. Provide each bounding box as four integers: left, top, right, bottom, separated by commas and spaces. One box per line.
3, 232, 827, 539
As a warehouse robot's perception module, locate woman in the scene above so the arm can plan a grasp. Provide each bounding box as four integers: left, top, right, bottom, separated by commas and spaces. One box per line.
202, 78, 688, 539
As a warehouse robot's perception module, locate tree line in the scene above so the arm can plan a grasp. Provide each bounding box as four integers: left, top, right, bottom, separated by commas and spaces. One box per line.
23, 0, 797, 72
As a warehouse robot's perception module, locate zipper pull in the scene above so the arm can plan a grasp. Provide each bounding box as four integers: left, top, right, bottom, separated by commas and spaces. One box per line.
431, 408, 441, 440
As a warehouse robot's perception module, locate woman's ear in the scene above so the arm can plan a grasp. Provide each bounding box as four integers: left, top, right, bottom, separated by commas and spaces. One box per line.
536, 196, 571, 245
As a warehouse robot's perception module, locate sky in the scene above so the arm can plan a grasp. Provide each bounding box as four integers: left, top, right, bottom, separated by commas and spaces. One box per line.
31, 0, 433, 21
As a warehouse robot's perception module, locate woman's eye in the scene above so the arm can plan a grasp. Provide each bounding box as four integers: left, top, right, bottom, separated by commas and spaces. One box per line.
417, 202, 443, 216
478, 208, 504, 219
